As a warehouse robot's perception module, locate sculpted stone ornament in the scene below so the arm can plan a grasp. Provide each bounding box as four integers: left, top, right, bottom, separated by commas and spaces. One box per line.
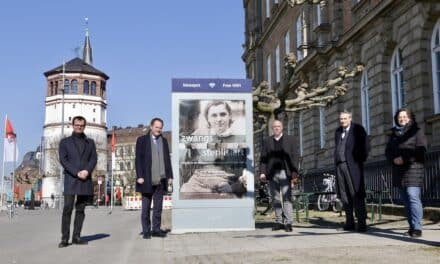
287, 0, 323, 7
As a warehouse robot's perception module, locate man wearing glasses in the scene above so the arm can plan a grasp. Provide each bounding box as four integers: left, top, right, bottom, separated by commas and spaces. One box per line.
58, 116, 97, 248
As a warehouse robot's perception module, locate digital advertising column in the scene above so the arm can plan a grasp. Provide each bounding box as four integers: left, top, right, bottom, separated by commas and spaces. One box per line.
171, 78, 254, 233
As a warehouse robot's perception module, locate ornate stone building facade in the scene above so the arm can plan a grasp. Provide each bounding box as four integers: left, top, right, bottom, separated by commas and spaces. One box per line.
243, 0, 440, 177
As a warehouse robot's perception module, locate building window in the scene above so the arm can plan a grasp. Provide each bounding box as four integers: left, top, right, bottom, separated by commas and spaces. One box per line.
83, 80, 89, 95
299, 112, 304, 156
360, 71, 370, 134
314, 3, 322, 28
319, 107, 325, 148
71, 80, 78, 94
64, 79, 70, 94
126, 162, 131, 170
100, 81, 106, 97
266, 54, 272, 89
50, 82, 54, 96
275, 44, 281, 83
119, 162, 124, 171
296, 12, 308, 61
285, 31, 290, 54
72, 104, 75, 109
265, 0, 271, 18
55, 81, 58, 95
431, 19, 440, 113
91, 81, 97, 95
390, 48, 405, 116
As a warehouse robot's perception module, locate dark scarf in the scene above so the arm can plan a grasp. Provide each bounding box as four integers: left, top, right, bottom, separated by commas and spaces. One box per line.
72, 132, 86, 155
386, 121, 419, 159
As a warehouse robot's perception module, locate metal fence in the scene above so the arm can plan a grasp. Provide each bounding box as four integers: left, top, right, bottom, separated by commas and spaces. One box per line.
301, 148, 440, 206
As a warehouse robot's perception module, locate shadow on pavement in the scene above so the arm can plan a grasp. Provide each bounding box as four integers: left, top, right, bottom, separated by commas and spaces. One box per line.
82, 233, 110, 242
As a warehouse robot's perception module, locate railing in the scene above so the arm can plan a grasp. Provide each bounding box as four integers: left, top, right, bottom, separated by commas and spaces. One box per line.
301, 148, 440, 206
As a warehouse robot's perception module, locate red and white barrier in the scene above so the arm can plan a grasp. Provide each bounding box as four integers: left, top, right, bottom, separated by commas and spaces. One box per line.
162, 195, 173, 210
123, 196, 142, 210
123, 195, 173, 210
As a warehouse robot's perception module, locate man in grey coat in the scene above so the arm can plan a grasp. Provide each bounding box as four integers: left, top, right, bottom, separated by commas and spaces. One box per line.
58, 116, 97, 248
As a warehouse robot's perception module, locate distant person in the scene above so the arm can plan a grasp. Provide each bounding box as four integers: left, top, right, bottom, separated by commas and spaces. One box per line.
259, 120, 298, 232
385, 108, 427, 238
58, 116, 97, 248
334, 110, 369, 232
135, 118, 173, 239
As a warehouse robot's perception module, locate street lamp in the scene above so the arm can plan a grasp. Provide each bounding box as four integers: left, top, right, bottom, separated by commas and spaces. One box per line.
59, 61, 66, 210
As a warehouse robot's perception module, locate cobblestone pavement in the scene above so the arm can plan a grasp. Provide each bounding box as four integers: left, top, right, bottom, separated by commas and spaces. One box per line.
0, 207, 439, 263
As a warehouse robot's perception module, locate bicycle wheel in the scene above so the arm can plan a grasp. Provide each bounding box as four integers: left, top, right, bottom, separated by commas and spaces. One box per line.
317, 194, 330, 211
332, 196, 343, 212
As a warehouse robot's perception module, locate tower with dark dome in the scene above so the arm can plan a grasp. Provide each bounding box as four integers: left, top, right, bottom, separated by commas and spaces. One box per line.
41, 20, 109, 200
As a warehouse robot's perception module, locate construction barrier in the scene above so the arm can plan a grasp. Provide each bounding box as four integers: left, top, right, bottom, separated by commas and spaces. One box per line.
123, 196, 142, 210
123, 195, 173, 210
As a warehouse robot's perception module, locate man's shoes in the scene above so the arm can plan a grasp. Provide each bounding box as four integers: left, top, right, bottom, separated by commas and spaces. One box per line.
342, 223, 355, 231
272, 223, 284, 231
142, 232, 151, 239
58, 240, 69, 248
357, 224, 367, 233
285, 224, 293, 232
151, 230, 167, 237
72, 237, 88, 245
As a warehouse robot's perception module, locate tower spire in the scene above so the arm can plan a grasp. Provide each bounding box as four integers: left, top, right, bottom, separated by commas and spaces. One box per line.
83, 17, 93, 65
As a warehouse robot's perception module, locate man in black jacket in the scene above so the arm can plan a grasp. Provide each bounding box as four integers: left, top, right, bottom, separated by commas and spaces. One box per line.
135, 118, 173, 239
58, 116, 97, 248
334, 110, 369, 232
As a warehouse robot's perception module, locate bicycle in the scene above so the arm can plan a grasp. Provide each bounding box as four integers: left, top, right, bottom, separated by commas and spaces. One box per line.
317, 173, 343, 212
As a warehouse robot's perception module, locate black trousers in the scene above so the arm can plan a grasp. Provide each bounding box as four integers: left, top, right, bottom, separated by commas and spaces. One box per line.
141, 182, 165, 234
61, 195, 88, 241
336, 162, 366, 226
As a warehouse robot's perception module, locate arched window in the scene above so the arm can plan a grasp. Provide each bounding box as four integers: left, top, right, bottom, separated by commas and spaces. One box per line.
275, 44, 281, 83
390, 48, 405, 116
50, 82, 54, 96
91, 81, 96, 95
64, 79, 70, 94
71, 80, 78, 94
83, 80, 90, 95
431, 19, 440, 113
285, 31, 290, 55
296, 11, 308, 61
360, 71, 370, 134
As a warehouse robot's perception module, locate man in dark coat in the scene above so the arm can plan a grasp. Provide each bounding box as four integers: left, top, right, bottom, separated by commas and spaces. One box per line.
58, 116, 97, 248
334, 110, 369, 232
135, 118, 173, 239
260, 120, 298, 232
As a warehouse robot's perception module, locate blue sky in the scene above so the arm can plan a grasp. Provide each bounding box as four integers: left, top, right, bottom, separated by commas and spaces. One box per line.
0, 0, 246, 166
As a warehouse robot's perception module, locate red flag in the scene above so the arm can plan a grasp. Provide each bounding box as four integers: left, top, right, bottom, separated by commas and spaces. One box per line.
111, 129, 116, 153
111, 129, 116, 170
4, 117, 18, 162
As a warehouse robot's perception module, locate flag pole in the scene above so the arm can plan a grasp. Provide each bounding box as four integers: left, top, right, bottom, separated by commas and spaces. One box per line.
0, 115, 7, 210
10, 134, 17, 220
109, 129, 115, 215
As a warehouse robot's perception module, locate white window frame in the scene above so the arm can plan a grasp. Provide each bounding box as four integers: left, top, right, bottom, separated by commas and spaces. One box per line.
275, 44, 281, 83
266, 0, 271, 18
390, 48, 405, 116
285, 31, 290, 54
315, 4, 321, 28
296, 11, 308, 61
266, 54, 272, 90
431, 19, 440, 114
319, 107, 325, 148
360, 71, 370, 134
